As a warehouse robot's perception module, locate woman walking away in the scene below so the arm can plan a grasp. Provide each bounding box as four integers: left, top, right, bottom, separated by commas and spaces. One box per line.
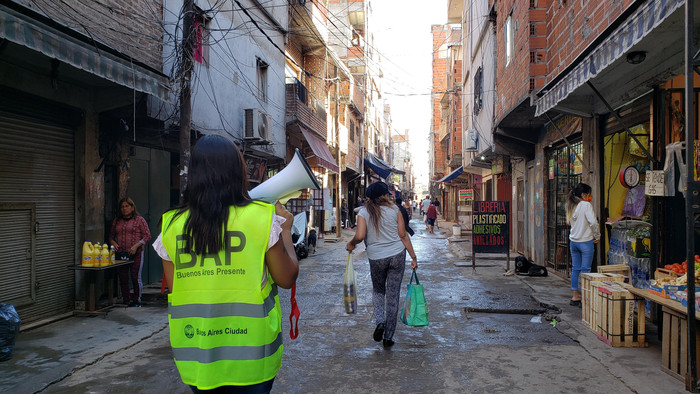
566, 182, 600, 307
153, 135, 299, 393
426, 201, 438, 234
346, 182, 418, 348
110, 197, 151, 307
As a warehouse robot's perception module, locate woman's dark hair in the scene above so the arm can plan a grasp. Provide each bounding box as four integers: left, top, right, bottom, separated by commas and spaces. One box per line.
173, 135, 252, 255
364, 194, 393, 233
566, 182, 592, 222
117, 197, 140, 219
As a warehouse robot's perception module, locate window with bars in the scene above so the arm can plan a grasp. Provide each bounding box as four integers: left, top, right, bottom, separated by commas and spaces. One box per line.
349, 119, 355, 142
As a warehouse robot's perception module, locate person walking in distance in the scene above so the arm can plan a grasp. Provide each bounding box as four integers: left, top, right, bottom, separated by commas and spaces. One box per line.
421, 196, 431, 225
346, 182, 418, 348
566, 183, 600, 307
432, 198, 441, 229
426, 200, 438, 234
153, 135, 299, 393
110, 197, 151, 307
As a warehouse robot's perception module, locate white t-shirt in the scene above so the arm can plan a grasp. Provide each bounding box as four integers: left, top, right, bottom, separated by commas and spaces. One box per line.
421, 199, 430, 211
358, 205, 405, 260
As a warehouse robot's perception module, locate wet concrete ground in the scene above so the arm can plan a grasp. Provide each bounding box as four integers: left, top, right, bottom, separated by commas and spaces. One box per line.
0, 215, 687, 393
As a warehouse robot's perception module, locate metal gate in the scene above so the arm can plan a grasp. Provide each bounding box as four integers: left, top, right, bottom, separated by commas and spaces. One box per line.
0, 111, 75, 323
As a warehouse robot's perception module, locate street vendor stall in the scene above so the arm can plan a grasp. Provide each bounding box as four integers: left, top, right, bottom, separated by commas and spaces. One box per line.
68, 259, 133, 316
623, 283, 700, 382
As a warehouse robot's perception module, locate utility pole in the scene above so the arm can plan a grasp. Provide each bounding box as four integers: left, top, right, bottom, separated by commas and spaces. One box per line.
335, 67, 342, 238
179, 0, 195, 203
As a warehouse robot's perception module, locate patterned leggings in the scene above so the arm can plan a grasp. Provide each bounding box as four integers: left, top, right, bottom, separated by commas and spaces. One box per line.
369, 250, 406, 341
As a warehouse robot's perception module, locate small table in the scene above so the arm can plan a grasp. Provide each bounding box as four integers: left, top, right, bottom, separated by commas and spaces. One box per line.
68, 259, 133, 316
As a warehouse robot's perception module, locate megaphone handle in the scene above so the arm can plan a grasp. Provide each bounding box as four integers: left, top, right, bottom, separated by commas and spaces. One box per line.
289, 283, 300, 340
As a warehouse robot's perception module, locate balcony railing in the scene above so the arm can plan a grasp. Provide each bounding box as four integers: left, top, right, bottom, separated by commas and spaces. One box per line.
286, 80, 327, 139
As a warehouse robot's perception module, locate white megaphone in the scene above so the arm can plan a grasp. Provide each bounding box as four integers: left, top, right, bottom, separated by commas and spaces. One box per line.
249, 148, 322, 203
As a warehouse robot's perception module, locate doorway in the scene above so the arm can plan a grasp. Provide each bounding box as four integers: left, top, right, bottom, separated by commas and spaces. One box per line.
128, 146, 172, 285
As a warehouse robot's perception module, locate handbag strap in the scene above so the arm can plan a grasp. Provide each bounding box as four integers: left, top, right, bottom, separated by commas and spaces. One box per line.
289, 283, 300, 340
410, 270, 419, 285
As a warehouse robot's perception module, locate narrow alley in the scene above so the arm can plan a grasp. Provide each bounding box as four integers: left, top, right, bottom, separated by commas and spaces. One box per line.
0, 217, 683, 393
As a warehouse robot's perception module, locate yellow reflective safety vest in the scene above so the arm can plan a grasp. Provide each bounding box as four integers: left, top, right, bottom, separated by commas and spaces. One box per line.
161, 202, 281, 389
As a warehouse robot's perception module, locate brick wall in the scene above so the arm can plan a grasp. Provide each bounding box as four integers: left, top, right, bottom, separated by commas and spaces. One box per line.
432, 25, 449, 178
450, 59, 462, 158
303, 53, 328, 111
545, 0, 634, 84
18, 0, 163, 70
494, 0, 547, 121
286, 41, 303, 66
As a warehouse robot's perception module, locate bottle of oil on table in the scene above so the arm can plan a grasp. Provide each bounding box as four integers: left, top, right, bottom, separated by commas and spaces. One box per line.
82, 241, 94, 267
101, 243, 110, 266
93, 243, 102, 267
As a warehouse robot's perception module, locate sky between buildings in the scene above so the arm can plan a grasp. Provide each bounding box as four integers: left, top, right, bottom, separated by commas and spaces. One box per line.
372, 0, 448, 187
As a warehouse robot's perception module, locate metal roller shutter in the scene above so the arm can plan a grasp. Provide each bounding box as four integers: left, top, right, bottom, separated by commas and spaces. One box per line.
0, 111, 75, 323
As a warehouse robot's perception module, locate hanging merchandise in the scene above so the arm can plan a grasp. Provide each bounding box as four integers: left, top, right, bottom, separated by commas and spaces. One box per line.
628, 125, 649, 157
621, 186, 647, 218
663, 142, 687, 197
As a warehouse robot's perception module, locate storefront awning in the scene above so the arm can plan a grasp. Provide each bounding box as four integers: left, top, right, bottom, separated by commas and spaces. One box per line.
437, 166, 463, 183
535, 0, 684, 117
364, 153, 405, 180
299, 125, 339, 173
0, 4, 170, 101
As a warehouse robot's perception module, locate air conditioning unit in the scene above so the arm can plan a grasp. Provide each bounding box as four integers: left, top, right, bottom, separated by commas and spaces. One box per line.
244, 108, 270, 141
465, 129, 478, 152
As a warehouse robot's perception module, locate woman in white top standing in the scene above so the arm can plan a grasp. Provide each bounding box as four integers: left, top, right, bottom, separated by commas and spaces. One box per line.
346, 182, 418, 348
566, 182, 601, 307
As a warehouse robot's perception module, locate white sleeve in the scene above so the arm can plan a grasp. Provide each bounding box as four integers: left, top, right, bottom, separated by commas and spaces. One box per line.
584, 204, 601, 240
152, 233, 171, 261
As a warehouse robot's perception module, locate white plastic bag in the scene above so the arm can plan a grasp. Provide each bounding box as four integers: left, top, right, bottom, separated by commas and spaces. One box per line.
344, 253, 357, 314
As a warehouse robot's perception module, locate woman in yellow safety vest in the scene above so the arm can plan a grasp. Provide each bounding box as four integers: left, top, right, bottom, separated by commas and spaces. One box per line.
153, 135, 299, 393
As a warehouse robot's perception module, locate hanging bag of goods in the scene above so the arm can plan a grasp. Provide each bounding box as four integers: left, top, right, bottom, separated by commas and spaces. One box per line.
344, 253, 358, 314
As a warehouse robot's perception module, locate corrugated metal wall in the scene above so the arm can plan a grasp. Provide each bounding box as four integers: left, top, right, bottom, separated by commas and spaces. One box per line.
0, 111, 75, 323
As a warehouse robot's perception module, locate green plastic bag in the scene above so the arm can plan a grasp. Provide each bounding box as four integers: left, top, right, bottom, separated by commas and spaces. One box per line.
401, 270, 429, 326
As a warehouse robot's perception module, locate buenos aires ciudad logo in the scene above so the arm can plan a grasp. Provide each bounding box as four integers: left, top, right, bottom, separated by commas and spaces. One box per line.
184, 324, 195, 339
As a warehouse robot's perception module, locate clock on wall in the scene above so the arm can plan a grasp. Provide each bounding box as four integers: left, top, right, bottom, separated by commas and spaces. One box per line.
619, 166, 640, 188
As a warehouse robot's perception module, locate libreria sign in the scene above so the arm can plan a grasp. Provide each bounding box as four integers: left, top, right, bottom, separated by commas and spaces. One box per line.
472, 201, 509, 253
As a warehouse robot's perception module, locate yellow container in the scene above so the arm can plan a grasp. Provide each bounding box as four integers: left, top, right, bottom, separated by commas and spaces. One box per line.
101, 243, 110, 266
93, 243, 102, 267
81, 241, 94, 267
